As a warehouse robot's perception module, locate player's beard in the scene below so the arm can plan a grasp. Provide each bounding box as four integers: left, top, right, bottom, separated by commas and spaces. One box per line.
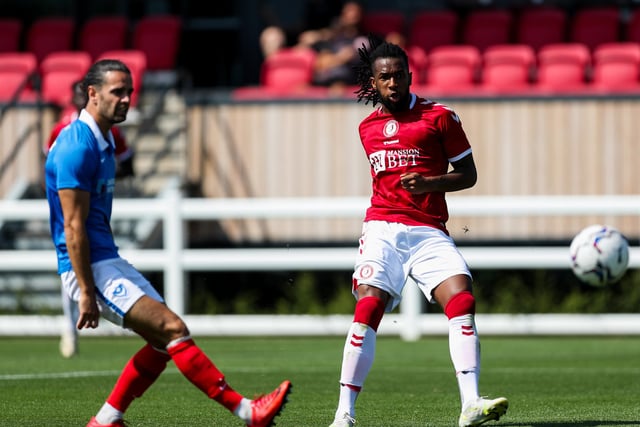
380, 91, 410, 114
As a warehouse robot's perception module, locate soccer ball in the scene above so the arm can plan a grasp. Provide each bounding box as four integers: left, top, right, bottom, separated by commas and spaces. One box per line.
569, 224, 629, 287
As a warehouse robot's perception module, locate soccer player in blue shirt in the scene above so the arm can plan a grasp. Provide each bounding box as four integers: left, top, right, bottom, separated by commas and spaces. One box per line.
45, 59, 291, 427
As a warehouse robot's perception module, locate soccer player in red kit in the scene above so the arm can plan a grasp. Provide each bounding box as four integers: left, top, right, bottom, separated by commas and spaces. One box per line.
328, 38, 508, 427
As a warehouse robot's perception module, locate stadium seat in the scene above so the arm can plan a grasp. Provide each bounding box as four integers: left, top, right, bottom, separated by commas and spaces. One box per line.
260, 47, 316, 91
516, 7, 567, 52
407, 10, 458, 54
0, 52, 37, 101
98, 50, 147, 107
569, 7, 621, 52
26, 17, 75, 64
132, 14, 181, 71
591, 42, 640, 91
40, 51, 92, 106
481, 44, 536, 92
361, 11, 406, 39
406, 45, 428, 85
424, 45, 481, 92
461, 9, 513, 53
79, 16, 129, 61
0, 18, 22, 53
535, 43, 591, 92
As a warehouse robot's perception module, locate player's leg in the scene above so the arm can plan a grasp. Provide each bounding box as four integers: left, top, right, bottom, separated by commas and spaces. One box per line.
331, 221, 404, 426
411, 227, 507, 426
87, 259, 290, 427
59, 286, 79, 358
433, 275, 480, 405
433, 276, 508, 427
331, 285, 388, 427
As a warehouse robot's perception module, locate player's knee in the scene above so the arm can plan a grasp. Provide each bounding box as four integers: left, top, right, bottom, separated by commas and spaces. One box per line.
353, 296, 386, 331
444, 290, 475, 319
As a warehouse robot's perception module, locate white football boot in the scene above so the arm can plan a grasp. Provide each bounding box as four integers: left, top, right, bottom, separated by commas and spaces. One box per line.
458, 396, 509, 427
329, 412, 356, 427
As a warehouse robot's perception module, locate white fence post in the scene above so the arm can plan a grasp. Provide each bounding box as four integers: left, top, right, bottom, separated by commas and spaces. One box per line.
163, 185, 186, 316
400, 279, 422, 341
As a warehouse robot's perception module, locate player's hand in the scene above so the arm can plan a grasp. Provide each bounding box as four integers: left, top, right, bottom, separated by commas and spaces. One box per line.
76, 291, 100, 329
400, 172, 428, 194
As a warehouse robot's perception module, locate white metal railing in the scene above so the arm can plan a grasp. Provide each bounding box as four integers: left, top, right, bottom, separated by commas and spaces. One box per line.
0, 189, 639, 338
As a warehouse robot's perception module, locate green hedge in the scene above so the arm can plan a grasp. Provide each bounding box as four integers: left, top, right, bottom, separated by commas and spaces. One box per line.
187, 268, 640, 315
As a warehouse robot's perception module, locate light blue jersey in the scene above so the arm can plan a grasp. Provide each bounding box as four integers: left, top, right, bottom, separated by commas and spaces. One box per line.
45, 109, 119, 274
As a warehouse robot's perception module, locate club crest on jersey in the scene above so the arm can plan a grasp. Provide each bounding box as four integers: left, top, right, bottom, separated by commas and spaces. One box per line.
383, 119, 399, 137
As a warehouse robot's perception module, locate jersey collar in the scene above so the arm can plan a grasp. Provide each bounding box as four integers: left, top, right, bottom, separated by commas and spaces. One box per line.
78, 109, 115, 151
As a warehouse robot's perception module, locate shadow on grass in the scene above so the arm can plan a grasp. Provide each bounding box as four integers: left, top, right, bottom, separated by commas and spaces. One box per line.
502, 422, 640, 426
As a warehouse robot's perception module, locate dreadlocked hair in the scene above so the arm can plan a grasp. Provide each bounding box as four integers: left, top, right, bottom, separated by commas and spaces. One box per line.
353, 34, 410, 106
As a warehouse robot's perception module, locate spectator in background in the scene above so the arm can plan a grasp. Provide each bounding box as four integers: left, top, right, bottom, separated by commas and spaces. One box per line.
303, 1, 367, 94
46, 80, 135, 359
258, 1, 366, 95
259, 25, 287, 59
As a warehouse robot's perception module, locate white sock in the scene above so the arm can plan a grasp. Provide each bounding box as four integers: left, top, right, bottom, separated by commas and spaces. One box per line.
335, 384, 359, 420
95, 402, 123, 424
448, 314, 480, 407
233, 398, 252, 423
335, 322, 376, 418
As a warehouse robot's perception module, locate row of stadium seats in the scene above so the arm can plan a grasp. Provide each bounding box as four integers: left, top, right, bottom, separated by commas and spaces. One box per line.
0, 50, 147, 107
233, 41, 640, 99
0, 15, 180, 69
0, 14, 181, 107
361, 6, 640, 54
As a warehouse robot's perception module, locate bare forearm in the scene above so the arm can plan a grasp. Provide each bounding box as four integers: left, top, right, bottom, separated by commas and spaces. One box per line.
65, 224, 95, 294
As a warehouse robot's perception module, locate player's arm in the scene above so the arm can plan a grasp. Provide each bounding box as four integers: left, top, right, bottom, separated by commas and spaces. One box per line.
59, 188, 100, 329
400, 153, 477, 194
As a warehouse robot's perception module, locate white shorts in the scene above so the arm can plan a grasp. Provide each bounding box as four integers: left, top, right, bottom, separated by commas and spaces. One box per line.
352, 220, 471, 311
60, 257, 164, 326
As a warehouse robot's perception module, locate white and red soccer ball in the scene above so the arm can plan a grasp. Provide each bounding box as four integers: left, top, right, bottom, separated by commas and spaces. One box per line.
570, 224, 629, 287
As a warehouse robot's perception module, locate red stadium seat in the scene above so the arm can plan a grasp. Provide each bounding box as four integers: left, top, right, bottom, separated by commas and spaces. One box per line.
0, 18, 22, 53
40, 51, 92, 106
26, 17, 75, 64
570, 7, 621, 52
98, 50, 147, 107
406, 45, 428, 85
407, 10, 458, 54
0, 52, 37, 101
591, 42, 640, 91
516, 7, 567, 52
424, 45, 481, 92
481, 44, 536, 92
260, 47, 316, 90
132, 15, 181, 71
535, 43, 591, 92
462, 9, 513, 53
361, 11, 405, 38
79, 16, 129, 61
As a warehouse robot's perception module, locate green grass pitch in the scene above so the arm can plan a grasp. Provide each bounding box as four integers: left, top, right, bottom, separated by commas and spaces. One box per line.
1, 335, 639, 426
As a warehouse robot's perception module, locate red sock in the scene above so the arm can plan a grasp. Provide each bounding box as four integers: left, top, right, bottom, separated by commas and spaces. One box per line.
107, 344, 171, 412
353, 296, 386, 332
444, 290, 476, 319
167, 338, 243, 411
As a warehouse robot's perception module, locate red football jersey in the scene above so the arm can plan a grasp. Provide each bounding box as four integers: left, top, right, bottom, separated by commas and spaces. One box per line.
358, 94, 472, 233
45, 107, 131, 161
